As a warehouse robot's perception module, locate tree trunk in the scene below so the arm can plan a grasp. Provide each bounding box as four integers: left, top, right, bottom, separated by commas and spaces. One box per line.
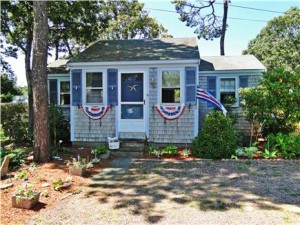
220, 0, 228, 56
32, 1, 50, 162
24, 45, 34, 139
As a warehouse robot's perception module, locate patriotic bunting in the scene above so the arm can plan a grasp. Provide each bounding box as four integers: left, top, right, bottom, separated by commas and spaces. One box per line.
155, 104, 186, 120
196, 86, 227, 115
82, 105, 110, 120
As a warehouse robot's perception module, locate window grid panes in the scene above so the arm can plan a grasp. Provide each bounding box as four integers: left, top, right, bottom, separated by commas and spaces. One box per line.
161, 70, 180, 103
60, 81, 70, 105
86, 72, 103, 104
220, 78, 236, 104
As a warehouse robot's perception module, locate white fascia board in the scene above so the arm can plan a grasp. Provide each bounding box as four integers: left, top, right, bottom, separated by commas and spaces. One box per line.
199, 69, 266, 75
67, 59, 200, 68
48, 74, 70, 79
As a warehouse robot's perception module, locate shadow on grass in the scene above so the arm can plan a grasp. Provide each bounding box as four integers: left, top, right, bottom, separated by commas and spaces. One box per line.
86, 160, 300, 223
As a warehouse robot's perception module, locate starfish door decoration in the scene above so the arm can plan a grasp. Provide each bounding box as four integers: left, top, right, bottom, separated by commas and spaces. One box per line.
128, 84, 138, 92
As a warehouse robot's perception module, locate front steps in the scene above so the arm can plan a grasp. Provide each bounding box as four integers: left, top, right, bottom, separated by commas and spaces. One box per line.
110, 139, 146, 158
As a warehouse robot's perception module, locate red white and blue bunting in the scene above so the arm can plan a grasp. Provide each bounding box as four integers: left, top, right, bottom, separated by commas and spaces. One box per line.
82, 105, 110, 120
155, 104, 186, 120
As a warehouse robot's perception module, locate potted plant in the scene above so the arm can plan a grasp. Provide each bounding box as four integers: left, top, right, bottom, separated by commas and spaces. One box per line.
67, 155, 93, 176
11, 178, 40, 209
92, 144, 110, 160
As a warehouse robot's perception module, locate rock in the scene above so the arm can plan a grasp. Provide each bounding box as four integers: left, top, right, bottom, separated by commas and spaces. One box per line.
0, 183, 13, 190
41, 183, 50, 187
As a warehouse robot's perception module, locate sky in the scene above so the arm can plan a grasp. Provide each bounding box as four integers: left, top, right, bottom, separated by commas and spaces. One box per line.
5, 0, 299, 87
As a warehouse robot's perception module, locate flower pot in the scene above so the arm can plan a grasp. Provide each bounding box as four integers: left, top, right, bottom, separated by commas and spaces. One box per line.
69, 166, 86, 176
11, 192, 40, 209
99, 150, 110, 160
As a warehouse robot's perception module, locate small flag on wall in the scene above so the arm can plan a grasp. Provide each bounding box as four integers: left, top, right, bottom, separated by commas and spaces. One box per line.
196, 86, 227, 115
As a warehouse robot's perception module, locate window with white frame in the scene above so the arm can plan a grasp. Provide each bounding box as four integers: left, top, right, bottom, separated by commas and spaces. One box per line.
86, 72, 103, 104
219, 78, 237, 105
161, 70, 181, 103
60, 81, 70, 105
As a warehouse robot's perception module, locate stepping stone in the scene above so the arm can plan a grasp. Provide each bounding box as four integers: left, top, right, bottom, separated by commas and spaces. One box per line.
0, 183, 13, 190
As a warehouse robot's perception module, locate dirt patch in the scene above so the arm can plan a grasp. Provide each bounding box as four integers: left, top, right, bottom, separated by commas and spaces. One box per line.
0, 147, 112, 225
25, 159, 300, 225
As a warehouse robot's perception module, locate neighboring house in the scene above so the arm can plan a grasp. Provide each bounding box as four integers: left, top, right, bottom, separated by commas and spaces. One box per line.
47, 38, 266, 146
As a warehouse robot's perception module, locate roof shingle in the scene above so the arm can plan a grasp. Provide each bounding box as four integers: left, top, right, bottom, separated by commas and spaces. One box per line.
69, 38, 199, 63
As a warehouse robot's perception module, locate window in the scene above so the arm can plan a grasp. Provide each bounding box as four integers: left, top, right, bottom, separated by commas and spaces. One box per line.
220, 78, 237, 104
60, 81, 70, 105
86, 72, 103, 104
161, 70, 180, 103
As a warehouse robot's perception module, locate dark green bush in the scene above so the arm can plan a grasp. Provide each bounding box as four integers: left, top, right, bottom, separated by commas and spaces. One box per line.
265, 133, 300, 159
193, 111, 238, 159
49, 104, 70, 146
1, 103, 29, 142
0, 147, 30, 170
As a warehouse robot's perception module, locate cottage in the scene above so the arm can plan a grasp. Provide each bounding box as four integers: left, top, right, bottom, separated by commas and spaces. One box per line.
47, 37, 266, 148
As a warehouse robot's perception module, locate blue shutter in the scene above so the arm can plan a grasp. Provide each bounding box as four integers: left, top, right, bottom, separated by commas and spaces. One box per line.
49, 79, 58, 105
239, 76, 249, 88
107, 69, 118, 106
207, 76, 216, 107
185, 67, 197, 105
239, 75, 249, 105
71, 69, 82, 106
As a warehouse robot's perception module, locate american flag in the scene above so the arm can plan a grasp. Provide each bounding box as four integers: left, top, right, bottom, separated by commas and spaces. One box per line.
196, 86, 227, 115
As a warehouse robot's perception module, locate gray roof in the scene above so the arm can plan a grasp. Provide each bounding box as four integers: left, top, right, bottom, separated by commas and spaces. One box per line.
47, 59, 69, 74
199, 55, 266, 71
69, 38, 199, 63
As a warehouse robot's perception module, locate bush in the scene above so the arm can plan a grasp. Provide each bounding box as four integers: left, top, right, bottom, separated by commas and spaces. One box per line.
49, 104, 70, 146
0, 147, 30, 170
1, 103, 29, 142
193, 111, 238, 159
265, 133, 300, 159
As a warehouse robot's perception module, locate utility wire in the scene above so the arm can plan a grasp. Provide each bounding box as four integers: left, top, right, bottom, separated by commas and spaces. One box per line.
212, 1, 285, 14
145, 8, 269, 22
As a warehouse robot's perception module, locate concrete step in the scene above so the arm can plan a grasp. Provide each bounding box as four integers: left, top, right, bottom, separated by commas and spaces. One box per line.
119, 132, 146, 140
120, 140, 146, 149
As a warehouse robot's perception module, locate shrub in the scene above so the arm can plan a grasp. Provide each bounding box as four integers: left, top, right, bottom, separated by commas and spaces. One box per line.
265, 133, 300, 159
0, 147, 30, 170
193, 111, 238, 159
162, 145, 178, 155
1, 103, 29, 142
49, 104, 70, 146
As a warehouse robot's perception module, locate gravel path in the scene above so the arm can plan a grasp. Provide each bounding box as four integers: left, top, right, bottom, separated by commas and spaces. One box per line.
27, 159, 300, 225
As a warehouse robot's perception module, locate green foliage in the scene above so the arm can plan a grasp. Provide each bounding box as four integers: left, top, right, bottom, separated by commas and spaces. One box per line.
52, 179, 64, 191
182, 148, 191, 157
261, 149, 278, 159
173, 0, 223, 40
0, 147, 29, 170
240, 68, 300, 135
232, 146, 259, 159
193, 111, 238, 159
265, 133, 300, 159
162, 145, 178, 155
67, 157, 93, 169
14, 184, 38, 199
152, 149, 163, 158
92, 144, 107, 155
0, 74, 22, 103
147, 145, 158, 155
243, 7, 300, 71
16, 170, 29, 180
1, 103, 29, 142
49, 104, 70, 146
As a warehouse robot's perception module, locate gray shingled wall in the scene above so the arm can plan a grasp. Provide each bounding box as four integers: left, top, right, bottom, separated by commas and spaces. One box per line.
73, 106, 116, 142
198, 74, 261, 137
148, 67, 195, 144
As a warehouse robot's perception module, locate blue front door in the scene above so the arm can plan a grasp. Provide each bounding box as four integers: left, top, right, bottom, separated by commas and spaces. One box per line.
119, 72, 145, 132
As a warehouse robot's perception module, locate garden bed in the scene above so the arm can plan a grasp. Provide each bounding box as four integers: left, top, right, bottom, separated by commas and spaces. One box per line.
0, 147, 112, 225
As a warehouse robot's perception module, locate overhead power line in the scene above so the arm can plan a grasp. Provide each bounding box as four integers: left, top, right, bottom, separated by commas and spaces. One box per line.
145, 8, 269, 23
213, 2, 285, 14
